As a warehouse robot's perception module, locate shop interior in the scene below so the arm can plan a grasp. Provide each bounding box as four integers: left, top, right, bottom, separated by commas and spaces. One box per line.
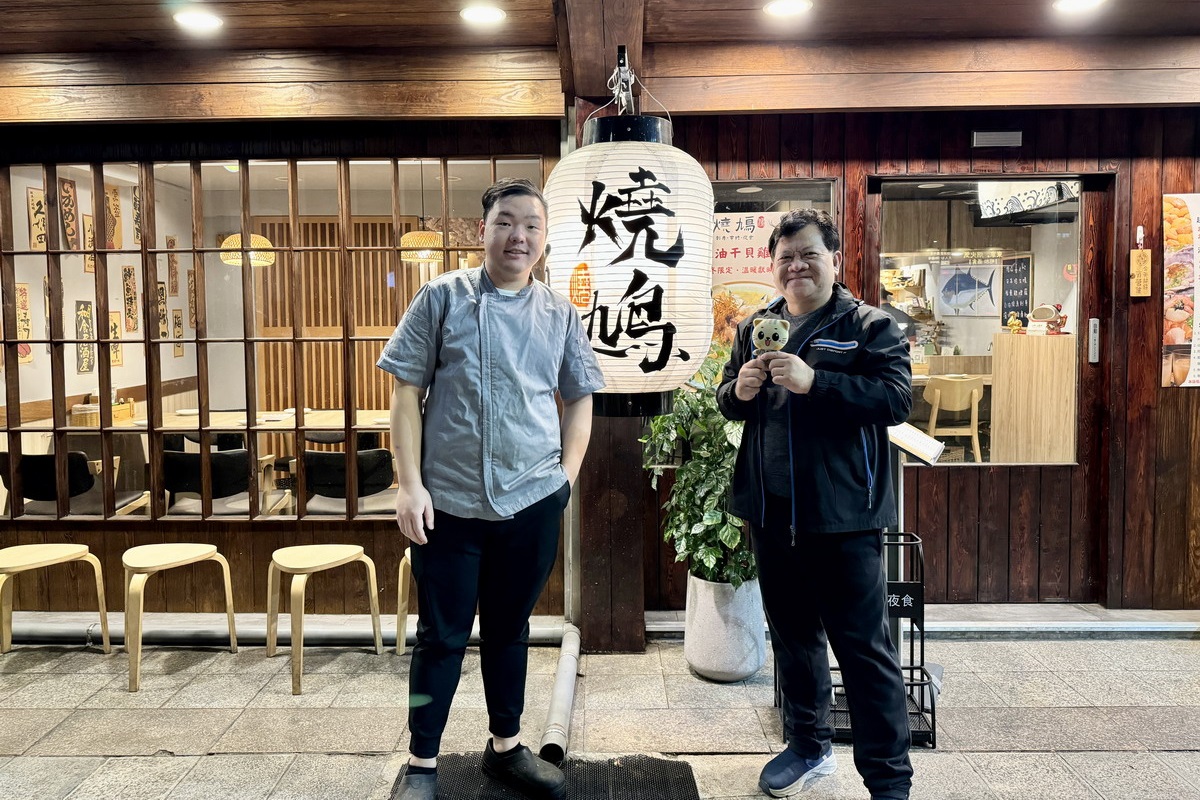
881, 179, 1082, 465
1, 158, 541, 518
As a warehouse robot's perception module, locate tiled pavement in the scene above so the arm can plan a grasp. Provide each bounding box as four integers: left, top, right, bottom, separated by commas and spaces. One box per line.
1, 625, 1199, 798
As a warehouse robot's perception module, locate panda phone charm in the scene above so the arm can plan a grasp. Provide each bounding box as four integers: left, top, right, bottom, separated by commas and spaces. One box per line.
752, 317, 790, 357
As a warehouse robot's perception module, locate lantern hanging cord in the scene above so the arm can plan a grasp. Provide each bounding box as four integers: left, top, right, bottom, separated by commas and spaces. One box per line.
582, 57, 672, 128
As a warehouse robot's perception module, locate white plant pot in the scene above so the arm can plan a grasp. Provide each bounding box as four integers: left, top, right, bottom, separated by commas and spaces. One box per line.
684, 573, 767, 682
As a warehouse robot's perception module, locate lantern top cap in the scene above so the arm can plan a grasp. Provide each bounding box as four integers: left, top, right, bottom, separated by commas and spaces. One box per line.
582, 115, 673, 147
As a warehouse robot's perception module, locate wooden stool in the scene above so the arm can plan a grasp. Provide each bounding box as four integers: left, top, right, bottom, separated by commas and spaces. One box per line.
122, 543, 237, 692
267, 544, 383, 694
396, 550, 412, 656
1, 544, 110, 654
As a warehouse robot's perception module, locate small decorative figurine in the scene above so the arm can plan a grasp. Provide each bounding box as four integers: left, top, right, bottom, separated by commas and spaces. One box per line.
1030, 303, 1068, 335
752, 317, 790, 356
1006, 311, 1024, 334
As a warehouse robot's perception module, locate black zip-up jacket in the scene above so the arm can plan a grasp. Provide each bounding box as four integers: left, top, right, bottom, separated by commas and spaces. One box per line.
717, 284, 912, 535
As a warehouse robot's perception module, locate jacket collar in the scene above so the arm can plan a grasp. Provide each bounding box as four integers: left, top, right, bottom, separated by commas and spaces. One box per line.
765, 283, 861, 317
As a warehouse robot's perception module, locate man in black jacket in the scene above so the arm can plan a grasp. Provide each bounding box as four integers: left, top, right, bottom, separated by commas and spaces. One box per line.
717, 208, 913, 800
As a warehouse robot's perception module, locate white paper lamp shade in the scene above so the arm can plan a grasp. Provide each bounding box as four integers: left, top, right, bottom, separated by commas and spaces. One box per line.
544, 138, 714, 394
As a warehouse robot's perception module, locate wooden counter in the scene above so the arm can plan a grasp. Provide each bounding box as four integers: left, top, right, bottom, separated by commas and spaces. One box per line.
989, 333, 1077, 463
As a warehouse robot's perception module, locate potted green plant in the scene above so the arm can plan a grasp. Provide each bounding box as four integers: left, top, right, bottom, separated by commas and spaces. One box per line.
642, 344, 766, 682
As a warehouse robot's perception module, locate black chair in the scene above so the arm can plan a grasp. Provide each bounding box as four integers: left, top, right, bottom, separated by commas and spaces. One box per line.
273, 431, 382, 490
163, 432, 246, 452
162, 449, 289, 516
302, 448, 396, 515
0, 451, 149, 516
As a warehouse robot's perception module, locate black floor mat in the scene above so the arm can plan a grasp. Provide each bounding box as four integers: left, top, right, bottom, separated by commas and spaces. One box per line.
391, 753, 702, 800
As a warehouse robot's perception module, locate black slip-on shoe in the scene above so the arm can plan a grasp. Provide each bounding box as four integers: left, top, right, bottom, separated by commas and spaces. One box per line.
481, 739, 567, 800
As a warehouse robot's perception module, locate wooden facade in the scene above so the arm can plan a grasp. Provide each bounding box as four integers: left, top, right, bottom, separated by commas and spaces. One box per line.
2, 9, 1200, 655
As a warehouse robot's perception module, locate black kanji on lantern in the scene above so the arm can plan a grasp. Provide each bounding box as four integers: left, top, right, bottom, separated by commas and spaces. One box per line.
578, 169, 686, 268
580, 268, 690, 374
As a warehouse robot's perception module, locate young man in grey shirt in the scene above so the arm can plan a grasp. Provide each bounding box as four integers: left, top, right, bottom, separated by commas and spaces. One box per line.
379, 178, 604, 800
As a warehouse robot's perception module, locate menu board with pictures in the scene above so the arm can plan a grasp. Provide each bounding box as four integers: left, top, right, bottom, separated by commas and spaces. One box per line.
1001, 255, 1033, 325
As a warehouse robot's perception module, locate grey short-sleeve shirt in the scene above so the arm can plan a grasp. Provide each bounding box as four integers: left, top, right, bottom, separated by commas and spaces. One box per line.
377, 267, 605, 520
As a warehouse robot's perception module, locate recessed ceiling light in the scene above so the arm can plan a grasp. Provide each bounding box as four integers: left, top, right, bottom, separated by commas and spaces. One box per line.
461, 4, 506, 24
917, 183, 944, 189
763, 0, 813, 17
736, 186, 764, 194
223, 164, 240, 173
1052, 0, 1105, 12
173, 5, 224, 34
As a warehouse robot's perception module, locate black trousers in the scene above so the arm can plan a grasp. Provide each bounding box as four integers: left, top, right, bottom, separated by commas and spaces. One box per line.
407, 482, 569, 758
752, 494, 913, 799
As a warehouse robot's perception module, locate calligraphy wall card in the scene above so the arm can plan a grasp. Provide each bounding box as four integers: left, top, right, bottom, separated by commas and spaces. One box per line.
109, 311, 123, 367
58, 178, 82, 250
104, 186, 122, 249
15, 283, 34, 364
27, 187, 48, 251
75, 300, 96, 374
122, 266, 139, 331
157, 282, 169, 339
173, 309, 184, 357
82, 214, 96, 273
132, 188, 143, 247
187, 269, 196, 328
166, 235, 180, 295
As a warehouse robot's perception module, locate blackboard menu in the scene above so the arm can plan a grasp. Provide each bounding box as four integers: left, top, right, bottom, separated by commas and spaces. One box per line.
1001, 256, 1033, 324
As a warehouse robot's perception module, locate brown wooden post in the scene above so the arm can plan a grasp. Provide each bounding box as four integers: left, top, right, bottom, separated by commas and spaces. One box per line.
573, 97, 647, 653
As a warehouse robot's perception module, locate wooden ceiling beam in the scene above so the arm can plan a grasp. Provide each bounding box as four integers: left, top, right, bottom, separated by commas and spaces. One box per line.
641, 38, 1200, 113
0, 80, 564, 123
642, 68, 1200, 114
0, 48, 561, 87
562, 0, 646, 100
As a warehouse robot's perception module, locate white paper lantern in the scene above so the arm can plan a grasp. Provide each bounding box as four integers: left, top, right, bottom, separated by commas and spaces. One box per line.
544, 116, 714, 406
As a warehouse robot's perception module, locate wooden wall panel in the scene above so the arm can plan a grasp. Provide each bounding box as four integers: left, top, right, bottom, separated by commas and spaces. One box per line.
945, 469, 980, 602
917, 467, 949, 602
1039, 467, 1072, 601
1124, 112, 1164, 607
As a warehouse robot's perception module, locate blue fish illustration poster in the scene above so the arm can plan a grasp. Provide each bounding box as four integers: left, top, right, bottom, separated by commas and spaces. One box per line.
936, 265, 999, 317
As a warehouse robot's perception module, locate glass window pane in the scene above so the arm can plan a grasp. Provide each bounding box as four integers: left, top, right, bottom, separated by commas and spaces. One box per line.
297, 161, 339, 246
206, 342, 246, 413
200, 161, 243, 249
102, 163, 141, 253
159, 342, 197, 427
13, 257, 51, 428
251, 250, 294, 338
881, 179, 1082, 465
254, 341, 295, 421
154, 163, 192, 249
11, 165, 46, 252
398, 160, 444, 281
299, 251, 343, 333
64, 258, 101, 429
444, 159, 489, 246
301, 341, 344, 418
350, 160, 394, 246
56, 165, 92, 254
351, 250, 395, 335
495, 158, 541, 186
112, 342, 145, 427
204, 251, 244, 338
